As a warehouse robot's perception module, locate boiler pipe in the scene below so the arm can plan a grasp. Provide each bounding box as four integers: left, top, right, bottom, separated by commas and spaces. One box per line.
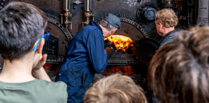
85, 0, 90, 11
197, 0, 208, 26
194, 0, 198, 24
61, 0, 72, 30
82, 0, 95, 27
186, 0, 191, 28
63, 0, 70, 11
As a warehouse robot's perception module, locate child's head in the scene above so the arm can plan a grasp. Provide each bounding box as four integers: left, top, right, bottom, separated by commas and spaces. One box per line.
0, 1, 47, 61
84, 74, 147, 103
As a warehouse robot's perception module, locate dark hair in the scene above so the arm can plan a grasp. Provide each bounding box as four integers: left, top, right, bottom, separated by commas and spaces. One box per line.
0, 1, 47, 61
98, 20, 117, 31
149, 27, 209, 103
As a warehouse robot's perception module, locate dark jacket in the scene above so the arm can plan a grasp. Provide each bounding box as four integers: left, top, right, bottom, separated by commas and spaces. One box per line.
55, 21, 108, 103
159, 30, 177, 47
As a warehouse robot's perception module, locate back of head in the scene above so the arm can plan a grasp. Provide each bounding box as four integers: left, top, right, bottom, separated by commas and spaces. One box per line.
149, 27, 209, 103
84, 74, 147, 103
0, 1, 47, 61
155, 9, 178, 28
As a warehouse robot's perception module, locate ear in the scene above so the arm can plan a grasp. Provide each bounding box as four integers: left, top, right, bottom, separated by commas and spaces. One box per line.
111, 29, 117, 34
35, 38, 45, 54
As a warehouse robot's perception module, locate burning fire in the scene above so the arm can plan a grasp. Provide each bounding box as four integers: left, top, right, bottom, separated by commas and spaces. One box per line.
103, 66, 134, 76
104, 35, 133, 51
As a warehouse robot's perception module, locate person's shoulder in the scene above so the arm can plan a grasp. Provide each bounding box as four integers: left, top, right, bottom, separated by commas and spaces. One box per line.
37, 80, 68, 102
38, 80, 67, 89
168, 30, 180, 40
85, 21, 101, 31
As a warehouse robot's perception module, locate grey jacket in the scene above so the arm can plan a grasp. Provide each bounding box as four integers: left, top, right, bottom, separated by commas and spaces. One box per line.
159, 30, 178, 47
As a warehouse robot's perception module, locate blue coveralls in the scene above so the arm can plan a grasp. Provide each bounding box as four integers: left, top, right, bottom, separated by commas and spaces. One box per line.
55, 21, 108, 103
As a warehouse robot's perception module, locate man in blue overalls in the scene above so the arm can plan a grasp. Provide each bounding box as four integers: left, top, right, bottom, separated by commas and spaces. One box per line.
56, 13, 121, 103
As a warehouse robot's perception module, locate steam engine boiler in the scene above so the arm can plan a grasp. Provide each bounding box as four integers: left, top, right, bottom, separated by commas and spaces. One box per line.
0, 0, 205, 100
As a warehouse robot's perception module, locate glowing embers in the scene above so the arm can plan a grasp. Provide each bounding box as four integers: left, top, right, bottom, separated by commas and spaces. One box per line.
102, 66, 134, 76
104, 35, 133, 53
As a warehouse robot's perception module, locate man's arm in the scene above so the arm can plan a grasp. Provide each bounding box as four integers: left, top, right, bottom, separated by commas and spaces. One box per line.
87, 31, 108, 73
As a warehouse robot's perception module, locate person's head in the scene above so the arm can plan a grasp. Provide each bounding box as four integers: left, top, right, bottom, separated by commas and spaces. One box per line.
149, 27, 209, 103
99, 13, 121, 38
84, 74, 147, 103
0, 1, 47, 62
155, 9, 178, 36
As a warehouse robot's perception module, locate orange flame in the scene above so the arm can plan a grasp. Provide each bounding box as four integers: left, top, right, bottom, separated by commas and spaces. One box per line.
104, 35, 133, 51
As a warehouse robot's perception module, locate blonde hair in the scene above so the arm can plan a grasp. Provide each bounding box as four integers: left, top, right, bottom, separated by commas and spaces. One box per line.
155, 9, 178, 28
84, 74, 147, 103
149, 27, 209, 103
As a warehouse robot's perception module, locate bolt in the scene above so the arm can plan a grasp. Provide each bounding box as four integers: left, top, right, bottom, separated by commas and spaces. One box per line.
81, 6, 84, 10
73, 6, 76, 10
47, 26, 52, 30
124, 30, 128, 33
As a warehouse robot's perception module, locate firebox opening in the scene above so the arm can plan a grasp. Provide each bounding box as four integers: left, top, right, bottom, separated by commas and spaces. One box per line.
104, 35, 133, 54
102, 64, 148, 76
95, 64, 148, 87
103, 65, 134, 76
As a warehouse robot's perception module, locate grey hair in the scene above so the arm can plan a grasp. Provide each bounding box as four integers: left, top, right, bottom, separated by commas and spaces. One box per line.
98, 20, 117, 31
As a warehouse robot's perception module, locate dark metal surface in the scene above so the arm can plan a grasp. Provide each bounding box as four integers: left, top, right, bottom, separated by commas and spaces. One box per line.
0, 0, 8, 9
116, 17, 148, 39
135, 38, 159, 66
137, 7, 157, 21
44, 17, 72, 64
18, 0, 63, 18
108, 54, 139, 65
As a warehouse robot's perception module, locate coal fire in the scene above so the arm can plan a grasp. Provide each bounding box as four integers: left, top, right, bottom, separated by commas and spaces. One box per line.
102, 66, 134, 76
104, 35, 133, 54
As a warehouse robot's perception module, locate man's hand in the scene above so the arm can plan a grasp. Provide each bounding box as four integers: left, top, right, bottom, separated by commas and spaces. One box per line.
105, 47, 113, 58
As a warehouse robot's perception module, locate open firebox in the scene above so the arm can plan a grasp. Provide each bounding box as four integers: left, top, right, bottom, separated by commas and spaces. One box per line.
103, 35, 136, 76
94, 33, 159, 84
